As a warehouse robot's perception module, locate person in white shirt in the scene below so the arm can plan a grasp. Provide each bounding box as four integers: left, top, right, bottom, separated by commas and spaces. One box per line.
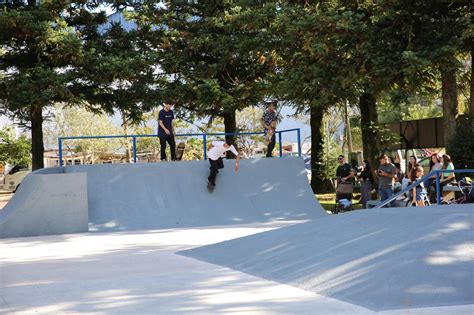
207, 141, 240, 187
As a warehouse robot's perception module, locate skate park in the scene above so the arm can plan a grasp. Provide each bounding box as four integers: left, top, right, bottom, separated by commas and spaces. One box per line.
1, 156, 473, 314
1, 1, 474, 314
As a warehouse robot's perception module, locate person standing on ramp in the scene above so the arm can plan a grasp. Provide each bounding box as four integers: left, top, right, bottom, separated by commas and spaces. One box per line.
207, 141, 240, 191
261, 100, 279, 157
158, 102, 176, 161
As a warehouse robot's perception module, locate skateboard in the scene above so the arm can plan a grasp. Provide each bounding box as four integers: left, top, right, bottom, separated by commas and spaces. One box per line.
176, 142, 186, 161
207, 181, 215, 192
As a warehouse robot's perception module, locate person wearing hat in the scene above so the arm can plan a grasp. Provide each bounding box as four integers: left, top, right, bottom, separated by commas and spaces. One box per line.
261, 100, 279, 157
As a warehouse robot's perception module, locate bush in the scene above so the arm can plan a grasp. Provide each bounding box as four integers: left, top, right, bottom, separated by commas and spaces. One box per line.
447, 115, 474, 170
0, 127, 31, 166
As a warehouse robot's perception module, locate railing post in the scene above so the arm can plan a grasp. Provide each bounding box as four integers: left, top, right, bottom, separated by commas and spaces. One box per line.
133, 136, 137, 163
297, 128, 301, 157
58, 137, 63, 167
203, 134, 207, 160
278, 131, 283, 157
436, 171, 441, 205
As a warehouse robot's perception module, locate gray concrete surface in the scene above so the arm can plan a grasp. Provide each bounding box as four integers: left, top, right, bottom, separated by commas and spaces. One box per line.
180, 205, 474, 311
2, 225, 472, 314
0, 173, 88, 238
61, 157, 325, 231
2, 158, 324, 236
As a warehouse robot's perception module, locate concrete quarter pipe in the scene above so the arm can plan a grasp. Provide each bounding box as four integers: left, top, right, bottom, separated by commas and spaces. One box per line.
0, 158, 324, 238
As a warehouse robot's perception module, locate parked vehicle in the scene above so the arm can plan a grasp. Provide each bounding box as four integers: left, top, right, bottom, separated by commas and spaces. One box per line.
1, 165, 31, 193
391, 148, 441, 175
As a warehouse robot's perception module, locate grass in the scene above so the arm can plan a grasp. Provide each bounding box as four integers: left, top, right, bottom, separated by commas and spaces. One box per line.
316, 193, 363, 212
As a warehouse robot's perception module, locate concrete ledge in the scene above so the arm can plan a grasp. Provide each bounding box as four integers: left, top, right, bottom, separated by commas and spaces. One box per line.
0, 173, 88, 238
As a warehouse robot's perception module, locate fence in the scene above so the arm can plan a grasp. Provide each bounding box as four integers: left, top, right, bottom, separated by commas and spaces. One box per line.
58, 128, 302, 167
376, 169, 474, 208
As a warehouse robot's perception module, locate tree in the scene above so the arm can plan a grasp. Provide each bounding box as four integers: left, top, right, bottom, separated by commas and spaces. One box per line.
134, 1, 277, 153
0, 127, 31, 166
43, 104, 121, 164
375, 1, 470, 149
71, 12, 158, 125
0, 1, 107, 170
272, 2, 362, 193
447, 115, 474, 170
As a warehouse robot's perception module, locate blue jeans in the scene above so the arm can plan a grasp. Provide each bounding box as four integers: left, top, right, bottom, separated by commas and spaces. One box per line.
379, 187, 396, 207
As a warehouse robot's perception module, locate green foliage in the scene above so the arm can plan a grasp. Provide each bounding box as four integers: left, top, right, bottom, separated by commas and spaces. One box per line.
74, 20, 157, 122
133, 1, 276, 124
447, 116, 474, 170
183, 137, 204, 161
0, 1, 109, 168
322, 138, 342, 180
44, 104, 121, 163
0, 128, 31, 166
377, 91, 443, 124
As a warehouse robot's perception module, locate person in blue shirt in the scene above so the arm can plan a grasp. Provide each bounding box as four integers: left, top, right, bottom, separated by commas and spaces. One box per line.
158, 103, 176, 161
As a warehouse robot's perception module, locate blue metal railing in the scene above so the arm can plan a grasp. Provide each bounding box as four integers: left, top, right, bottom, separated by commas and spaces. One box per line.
376, 169, 474, 208
57, 128, 302, 167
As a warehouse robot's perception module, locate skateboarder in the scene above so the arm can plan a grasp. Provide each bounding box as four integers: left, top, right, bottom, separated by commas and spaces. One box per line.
158, 102, 176, 161
207, 140, 240, 190
261, 100, 279, 157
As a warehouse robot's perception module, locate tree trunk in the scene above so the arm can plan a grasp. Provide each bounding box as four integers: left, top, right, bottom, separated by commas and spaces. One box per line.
223, 109, 237, 159
122, 114, 132, 163
31, 104, 44, 170
359, 92, 381, 169
310, 105, 333, 193
441, 63, 458, 149
344, 100, 353, 153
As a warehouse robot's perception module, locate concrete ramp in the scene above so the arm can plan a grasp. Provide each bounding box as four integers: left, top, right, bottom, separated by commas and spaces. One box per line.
1, 158, 324, 237
65, 157, 324, 231
0, 172, 88, 238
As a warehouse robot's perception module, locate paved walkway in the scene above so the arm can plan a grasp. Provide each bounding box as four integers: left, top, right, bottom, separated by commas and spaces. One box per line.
1, 222, 472, 314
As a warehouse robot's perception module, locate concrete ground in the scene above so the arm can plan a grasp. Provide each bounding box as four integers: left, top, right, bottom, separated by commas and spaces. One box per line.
1, 220, 472, 315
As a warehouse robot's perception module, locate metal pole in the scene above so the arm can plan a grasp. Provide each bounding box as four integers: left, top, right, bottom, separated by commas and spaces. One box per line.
345, 100, 353, 153
133, 136, 137, 163
297, 128, 301, 157
203, 134, 207, 160
436, 171, 441, 205
58, 138, 63, 167
278, 131, 283, 157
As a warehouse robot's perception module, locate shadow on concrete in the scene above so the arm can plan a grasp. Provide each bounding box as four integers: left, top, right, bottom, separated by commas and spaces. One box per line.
179, 206, 474, 311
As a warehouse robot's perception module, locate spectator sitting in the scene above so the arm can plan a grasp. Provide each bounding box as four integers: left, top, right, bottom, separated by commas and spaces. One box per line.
440, 154, 455, 186
407, 155, 418, 184
426, 153, 442, 200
